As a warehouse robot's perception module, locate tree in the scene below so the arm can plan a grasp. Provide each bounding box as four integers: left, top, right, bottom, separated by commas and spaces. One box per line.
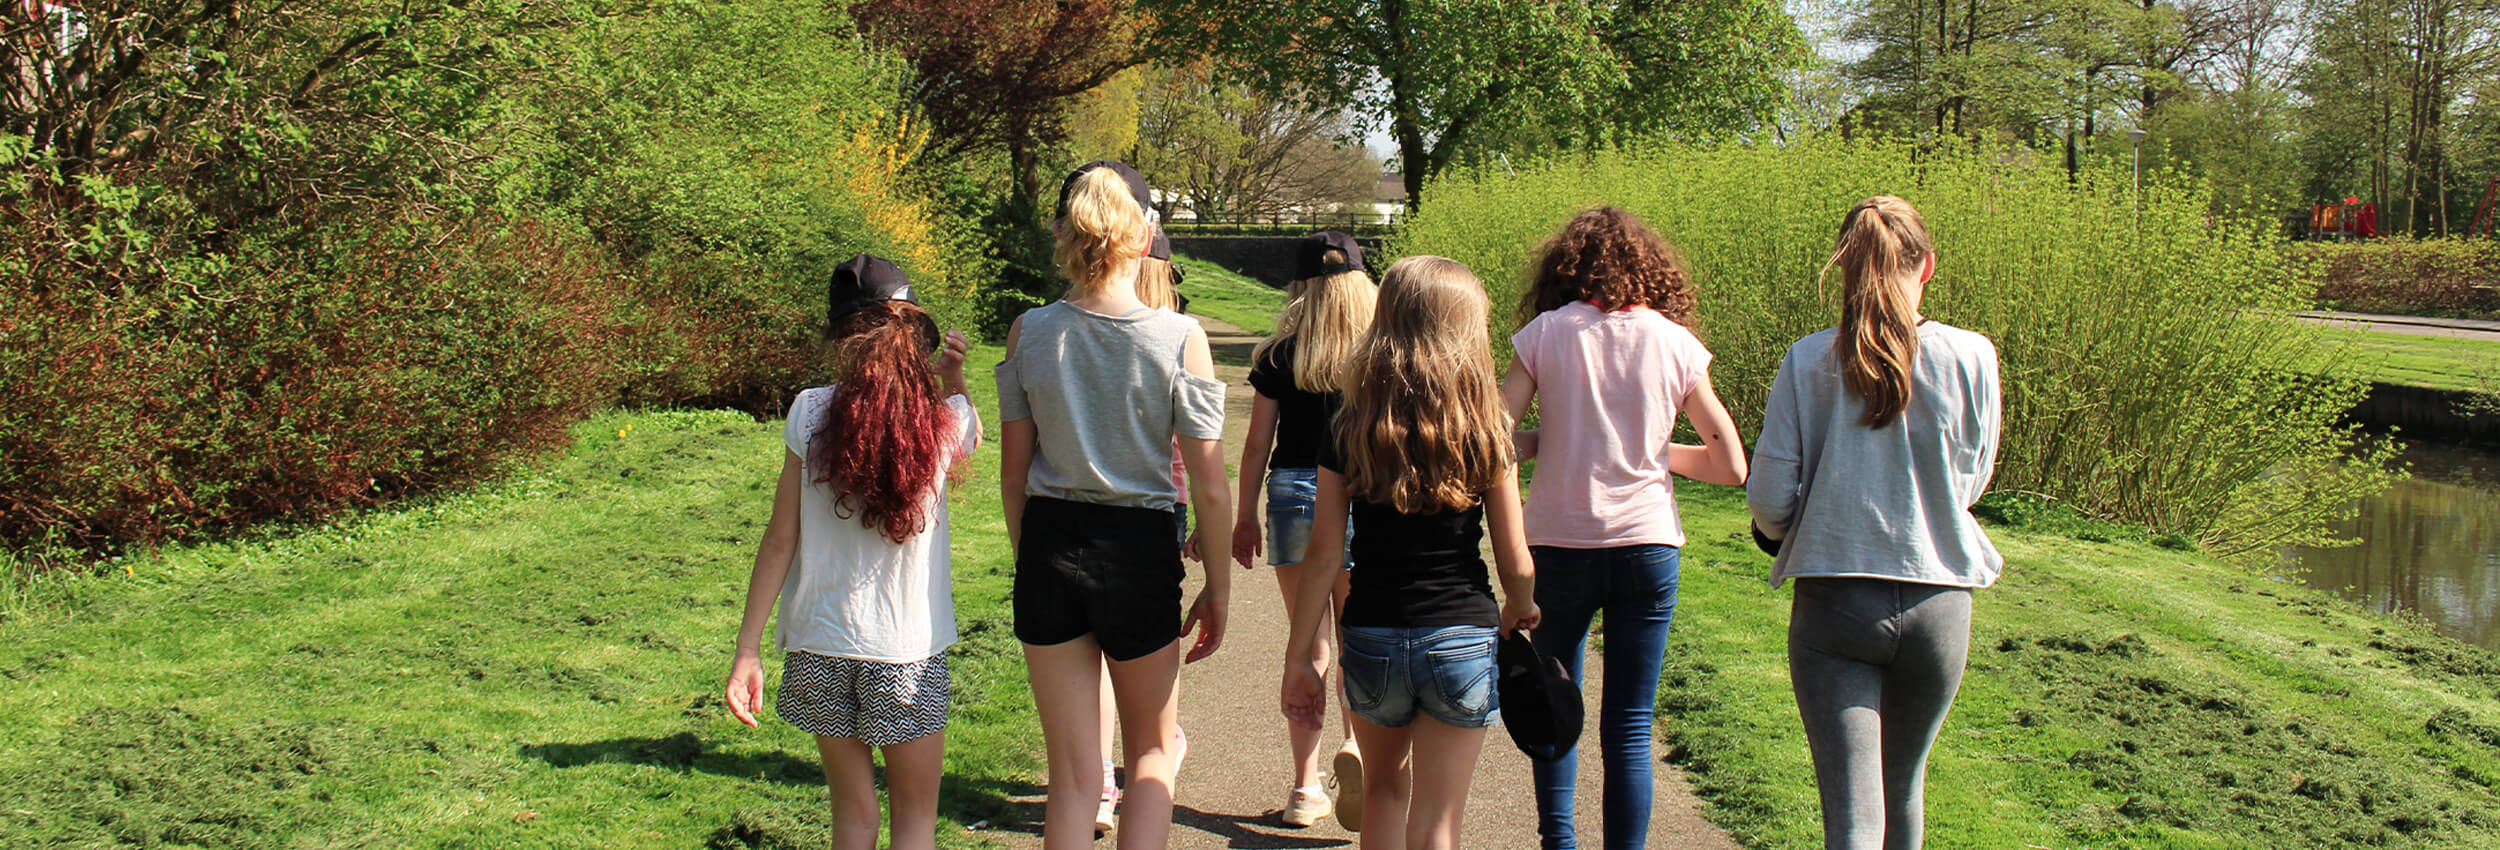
852, 0, 1150, 209
1131, 63, 1376, 221
2297, 0, 2500, 235
1143, 0, 1805, 207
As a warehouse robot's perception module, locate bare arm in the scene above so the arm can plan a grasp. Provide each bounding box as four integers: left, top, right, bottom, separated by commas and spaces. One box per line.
1484, 465, 1540, 634
726, 452, 804, 727
1502, 361, 1540, 460
998, 317, 1031, 550
1669, 373, 1748, 486
1280, 467, 1351, 730
1232, 393, 1279, 568
1177, 328, 1234, 662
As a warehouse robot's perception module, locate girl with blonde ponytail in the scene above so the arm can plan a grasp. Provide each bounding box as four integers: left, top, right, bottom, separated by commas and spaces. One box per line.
1233, 231, 1376, 828
1747, 196, 2002, 850
998, 161, 1233, 849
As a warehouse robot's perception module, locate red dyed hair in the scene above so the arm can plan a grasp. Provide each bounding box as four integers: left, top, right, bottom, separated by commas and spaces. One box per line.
809, 300, 956, 542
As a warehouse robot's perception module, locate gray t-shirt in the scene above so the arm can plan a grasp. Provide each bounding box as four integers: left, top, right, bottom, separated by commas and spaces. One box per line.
996, 301, 1226, 511
1747, 321, 2002, 588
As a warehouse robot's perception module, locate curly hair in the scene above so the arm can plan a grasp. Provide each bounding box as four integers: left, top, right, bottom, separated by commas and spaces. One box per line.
809, 300, 959, 542
1519, 207, 1696, 327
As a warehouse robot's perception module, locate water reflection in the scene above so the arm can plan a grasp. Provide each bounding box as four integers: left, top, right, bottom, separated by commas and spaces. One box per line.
2288, 440, 2500, 650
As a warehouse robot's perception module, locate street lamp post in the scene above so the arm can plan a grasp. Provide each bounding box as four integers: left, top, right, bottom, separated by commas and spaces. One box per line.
2128, 128, 2149, 195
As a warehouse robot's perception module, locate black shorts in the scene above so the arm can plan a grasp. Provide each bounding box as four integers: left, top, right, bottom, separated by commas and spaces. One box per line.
1015, 496, 1186, 662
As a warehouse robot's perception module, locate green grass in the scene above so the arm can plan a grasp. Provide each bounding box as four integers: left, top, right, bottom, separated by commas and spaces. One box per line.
0, 346, 1035, 848
1176, 255, 1285, 336
1661, 484, 2500, 848
2316, 326, 2500, 392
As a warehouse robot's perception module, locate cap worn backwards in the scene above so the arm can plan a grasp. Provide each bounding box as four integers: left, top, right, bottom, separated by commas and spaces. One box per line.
1295, 230, 1365, 280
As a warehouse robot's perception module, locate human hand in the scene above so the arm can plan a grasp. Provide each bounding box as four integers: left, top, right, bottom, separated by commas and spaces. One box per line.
725, 650, 765, 728
935, 330, 971, 393
1280, 660, 1327, 731
1231, 521, 1262, 569
1502, 598, 1542, 636
1183, 535, 1201, 562
1179, 587, 1229, 663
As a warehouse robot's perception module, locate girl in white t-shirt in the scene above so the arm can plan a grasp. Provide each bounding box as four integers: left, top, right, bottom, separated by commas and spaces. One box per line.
726, 254, 979, 850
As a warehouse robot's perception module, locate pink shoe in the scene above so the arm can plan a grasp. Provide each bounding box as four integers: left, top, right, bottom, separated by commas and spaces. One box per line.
1094, 760, 1118, 833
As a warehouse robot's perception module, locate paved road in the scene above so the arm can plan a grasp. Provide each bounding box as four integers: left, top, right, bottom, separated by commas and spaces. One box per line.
993, 315, 1738, 849
2297, 310, 2500, 342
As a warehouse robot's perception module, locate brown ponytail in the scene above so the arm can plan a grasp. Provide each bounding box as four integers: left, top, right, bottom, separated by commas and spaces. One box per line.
810, 300, 954, 542
1824, 196, 1934, 428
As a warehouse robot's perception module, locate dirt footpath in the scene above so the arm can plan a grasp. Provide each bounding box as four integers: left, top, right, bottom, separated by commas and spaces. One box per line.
1003, 315, 1740, 849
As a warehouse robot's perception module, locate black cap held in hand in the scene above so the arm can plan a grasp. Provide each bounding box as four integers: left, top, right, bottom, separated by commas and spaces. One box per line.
1057, 160, 1154, 220
1296, 231, 1365, 280
1497, 630, 1585, 761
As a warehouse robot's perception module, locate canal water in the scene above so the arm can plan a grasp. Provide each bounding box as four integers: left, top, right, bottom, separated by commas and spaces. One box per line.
2285, 439, 2500, 650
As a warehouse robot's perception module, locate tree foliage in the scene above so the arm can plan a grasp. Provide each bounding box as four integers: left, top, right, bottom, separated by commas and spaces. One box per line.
1143, 0, 1806, 206
852, 0, 1149, 207
1131, 63, 1376, 220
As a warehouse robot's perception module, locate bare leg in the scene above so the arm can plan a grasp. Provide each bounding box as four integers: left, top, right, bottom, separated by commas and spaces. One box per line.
814, 736, 881, 850
1347, 712, 1413, 850
1025, 638, 1107, 850
1276, 561, 1331, 788
878, 731, 946, 850
1106, 642, 1186, 850
1405, 715, 1490, 850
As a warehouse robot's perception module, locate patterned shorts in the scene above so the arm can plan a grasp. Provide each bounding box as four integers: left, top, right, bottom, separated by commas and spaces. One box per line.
776, 651, 950, 746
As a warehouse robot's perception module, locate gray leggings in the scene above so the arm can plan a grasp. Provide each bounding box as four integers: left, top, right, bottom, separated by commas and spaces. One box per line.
1787, 577, 1973, 850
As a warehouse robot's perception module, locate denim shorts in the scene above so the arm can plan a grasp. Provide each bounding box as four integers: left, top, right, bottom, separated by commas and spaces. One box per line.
1338, 625, 1500, 729
1266, 467, 1351, 568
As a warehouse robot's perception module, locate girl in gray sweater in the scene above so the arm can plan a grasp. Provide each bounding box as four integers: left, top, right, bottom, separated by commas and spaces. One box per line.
1747, 195, 2001, 850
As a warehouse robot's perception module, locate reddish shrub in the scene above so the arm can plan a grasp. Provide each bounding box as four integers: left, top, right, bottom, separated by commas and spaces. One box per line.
2307, 239, 2500, 318
0, 214, 633, 556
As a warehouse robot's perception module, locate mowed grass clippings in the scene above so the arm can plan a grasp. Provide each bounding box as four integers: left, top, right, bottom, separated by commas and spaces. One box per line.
1659, 484, 2500, 849
0, 348, 1036, 847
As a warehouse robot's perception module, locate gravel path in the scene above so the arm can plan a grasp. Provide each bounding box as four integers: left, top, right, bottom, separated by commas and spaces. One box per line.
997, 315, 1739, 849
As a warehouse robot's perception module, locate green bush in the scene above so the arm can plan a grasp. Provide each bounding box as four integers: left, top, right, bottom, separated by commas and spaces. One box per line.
2307, 238, 2500, 319
1393, 142, 2394, 552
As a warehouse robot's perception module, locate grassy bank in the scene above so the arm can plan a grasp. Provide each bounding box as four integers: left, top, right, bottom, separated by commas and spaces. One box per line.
0, 347, 1032, 848
1176, 257, 1285, 336
1660, 484, 2500, 848
2318, 325, 2500, 393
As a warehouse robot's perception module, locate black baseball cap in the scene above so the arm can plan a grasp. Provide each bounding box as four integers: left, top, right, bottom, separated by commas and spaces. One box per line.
1295, 231, 1365, 280
1148, 227, 1172, 261
826, 253, 937, 350
1057, 160, 1153, 220
1496, 630, 1585, 761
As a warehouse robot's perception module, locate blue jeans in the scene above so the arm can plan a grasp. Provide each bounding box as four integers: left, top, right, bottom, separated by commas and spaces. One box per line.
1265, 467, 1351, 568
1527, 544, 1681, 850
1338, 625, 1500, 729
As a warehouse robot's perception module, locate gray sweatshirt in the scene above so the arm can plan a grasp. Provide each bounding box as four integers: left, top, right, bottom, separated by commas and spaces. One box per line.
1746, 321, 2002, 588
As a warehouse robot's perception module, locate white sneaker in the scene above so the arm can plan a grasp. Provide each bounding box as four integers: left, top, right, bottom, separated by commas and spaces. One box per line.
1281, 785, 1332, 827
1330, 740, 1364, 831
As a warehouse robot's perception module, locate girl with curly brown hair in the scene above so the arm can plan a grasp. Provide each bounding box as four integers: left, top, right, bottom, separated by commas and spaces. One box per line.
1500, 207, 1747, 850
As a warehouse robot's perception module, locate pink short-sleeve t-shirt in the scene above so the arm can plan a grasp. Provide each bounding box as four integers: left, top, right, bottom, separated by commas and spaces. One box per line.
1511, 301, 1712, 549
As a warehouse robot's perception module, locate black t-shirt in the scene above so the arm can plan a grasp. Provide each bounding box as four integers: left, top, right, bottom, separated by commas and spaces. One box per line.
1246, 336, 1337, 471
1317, 425, 1500, 629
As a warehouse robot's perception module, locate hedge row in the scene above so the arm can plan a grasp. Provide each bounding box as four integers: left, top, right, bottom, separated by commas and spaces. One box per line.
2308, 239, 2500, 318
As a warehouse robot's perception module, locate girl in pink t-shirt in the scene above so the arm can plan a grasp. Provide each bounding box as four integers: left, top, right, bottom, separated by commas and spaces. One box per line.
1499, 207, 1747, 850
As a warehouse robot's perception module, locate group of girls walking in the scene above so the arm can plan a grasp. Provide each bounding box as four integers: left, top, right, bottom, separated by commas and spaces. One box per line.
724, 157, 2002, 850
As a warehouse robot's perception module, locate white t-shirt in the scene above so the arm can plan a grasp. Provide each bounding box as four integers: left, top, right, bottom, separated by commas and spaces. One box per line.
776, 387, 980, 662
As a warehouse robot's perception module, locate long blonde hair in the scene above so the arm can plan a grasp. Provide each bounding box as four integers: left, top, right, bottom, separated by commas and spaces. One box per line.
1253, 252, 1376, 393
1823, 195, 1934, 428
1053, 168, 1149, 296
1333, 256, 1514, 513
